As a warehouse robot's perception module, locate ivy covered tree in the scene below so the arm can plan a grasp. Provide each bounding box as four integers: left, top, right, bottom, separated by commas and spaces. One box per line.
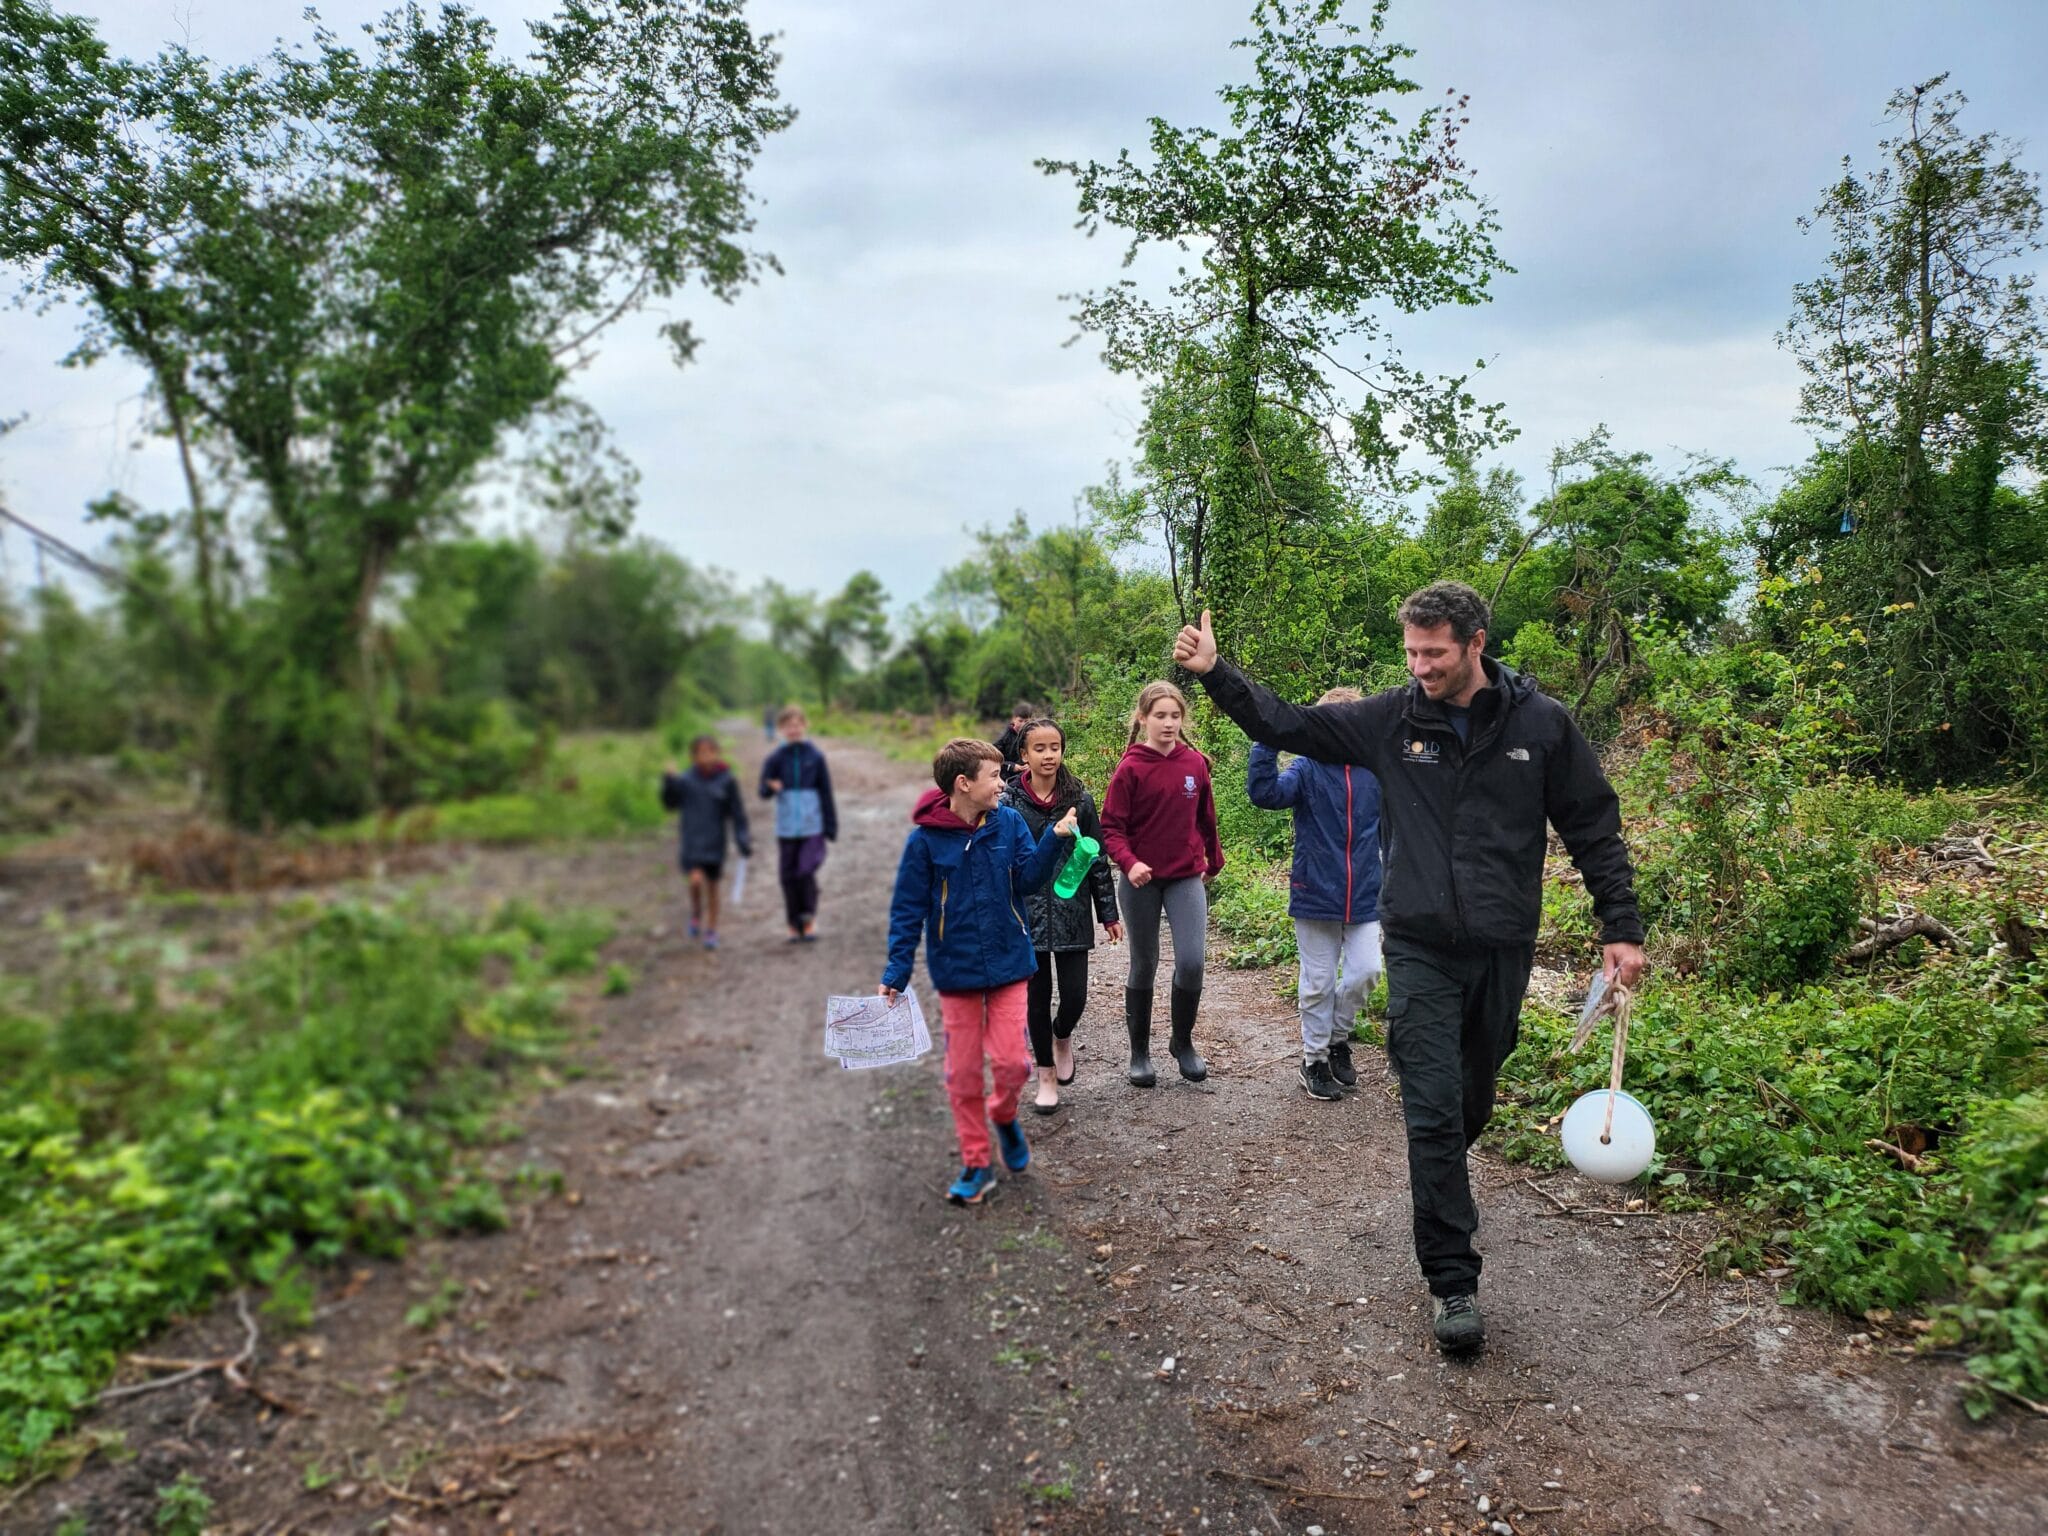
0, 0, 793, 823
1773, 76, 2047, 780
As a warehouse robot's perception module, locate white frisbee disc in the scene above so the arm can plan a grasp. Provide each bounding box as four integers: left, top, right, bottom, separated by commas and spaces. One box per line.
1560, 1088, 1656, 1183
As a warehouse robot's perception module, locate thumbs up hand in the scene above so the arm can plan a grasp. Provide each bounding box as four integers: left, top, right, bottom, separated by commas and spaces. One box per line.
1174, 609, 1218, 674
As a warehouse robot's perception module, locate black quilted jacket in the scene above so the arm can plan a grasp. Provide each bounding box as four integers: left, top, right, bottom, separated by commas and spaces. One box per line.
1000, 774, 1119, 952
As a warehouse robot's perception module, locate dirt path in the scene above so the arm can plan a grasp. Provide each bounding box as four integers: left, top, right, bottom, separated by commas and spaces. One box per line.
16, 731, 2046, 1535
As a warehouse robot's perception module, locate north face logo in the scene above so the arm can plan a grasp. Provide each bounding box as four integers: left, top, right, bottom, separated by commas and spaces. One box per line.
1507, 747, 1530, 761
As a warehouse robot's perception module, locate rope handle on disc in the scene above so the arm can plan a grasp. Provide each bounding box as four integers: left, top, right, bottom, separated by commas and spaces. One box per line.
1601, 983, 1633, 1144
1568, 977, 1635, 1145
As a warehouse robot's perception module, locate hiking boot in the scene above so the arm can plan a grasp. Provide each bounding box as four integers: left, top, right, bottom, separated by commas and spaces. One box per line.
1168, 984, 1207, 1082
1298, 1059, 1343, 1100
947, 1165, 998, 1205
1432, 1292, 1485, 1355
1124, 987, 1156, 1088
994, 1117, 1030, 1173
1327, 1039, 1357, 1090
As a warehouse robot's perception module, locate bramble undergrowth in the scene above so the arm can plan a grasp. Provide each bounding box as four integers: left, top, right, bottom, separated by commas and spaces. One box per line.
0, 895, 611, 1480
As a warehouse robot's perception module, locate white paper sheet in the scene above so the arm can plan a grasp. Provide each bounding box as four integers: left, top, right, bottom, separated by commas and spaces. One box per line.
729, 854, 749, 906
823, 990, 932, 1070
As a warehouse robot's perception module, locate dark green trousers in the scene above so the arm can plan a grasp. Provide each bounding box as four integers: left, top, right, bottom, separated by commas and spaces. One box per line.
1383, 937, 1534, 1297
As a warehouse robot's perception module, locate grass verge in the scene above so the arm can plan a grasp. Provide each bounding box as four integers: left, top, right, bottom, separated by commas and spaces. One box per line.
0, 894, 613, 1481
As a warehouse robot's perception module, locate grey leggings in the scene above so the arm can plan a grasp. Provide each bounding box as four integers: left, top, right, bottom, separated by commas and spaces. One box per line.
1116, 873, 1207, 992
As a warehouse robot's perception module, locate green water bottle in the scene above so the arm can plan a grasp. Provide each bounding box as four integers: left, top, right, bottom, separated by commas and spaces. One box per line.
1053, 834, 1100, 899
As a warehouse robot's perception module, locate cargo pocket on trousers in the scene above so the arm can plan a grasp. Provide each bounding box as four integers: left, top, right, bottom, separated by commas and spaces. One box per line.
1383, 994, 1410, 1081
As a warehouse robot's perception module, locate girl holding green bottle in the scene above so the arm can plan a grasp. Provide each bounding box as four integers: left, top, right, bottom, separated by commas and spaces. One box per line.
1002, 719, 1122, 1113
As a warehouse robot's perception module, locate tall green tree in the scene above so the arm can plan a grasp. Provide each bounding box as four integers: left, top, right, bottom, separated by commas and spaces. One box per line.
765, 571, 891, 708
1040, 0, 1509, 643
0, 0, 793, 822
1775, 76, 2047, 779
1097, 351, 1402, 677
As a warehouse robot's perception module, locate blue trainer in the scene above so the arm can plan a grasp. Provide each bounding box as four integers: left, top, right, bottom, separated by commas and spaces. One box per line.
994, 1117, 1030, 1173
947, 1164, 997, 1205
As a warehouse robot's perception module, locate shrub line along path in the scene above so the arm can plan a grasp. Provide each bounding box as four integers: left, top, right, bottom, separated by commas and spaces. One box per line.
19, 730, 2046, 1535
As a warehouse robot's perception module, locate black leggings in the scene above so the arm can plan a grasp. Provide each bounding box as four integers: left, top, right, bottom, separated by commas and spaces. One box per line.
1026, 949, 1090, 1068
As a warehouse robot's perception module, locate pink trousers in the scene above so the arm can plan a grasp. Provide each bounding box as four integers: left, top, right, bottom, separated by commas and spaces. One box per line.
940, 981, 1031, 1167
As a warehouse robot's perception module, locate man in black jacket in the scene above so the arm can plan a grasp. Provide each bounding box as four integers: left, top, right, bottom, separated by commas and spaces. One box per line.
1175, 581, 1646, 1355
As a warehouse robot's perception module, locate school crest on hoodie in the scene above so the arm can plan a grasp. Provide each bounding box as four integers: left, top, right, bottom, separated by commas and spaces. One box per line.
1099, 741, 1225, 882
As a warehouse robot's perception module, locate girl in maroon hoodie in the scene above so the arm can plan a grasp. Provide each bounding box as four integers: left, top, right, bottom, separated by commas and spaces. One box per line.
1099, 680, 1223, 1087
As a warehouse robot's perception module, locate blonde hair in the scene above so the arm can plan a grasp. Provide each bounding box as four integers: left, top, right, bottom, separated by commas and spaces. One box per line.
1126, 680, 1194, 748
1317, 685, 1364, 706
776, 704, 807, 727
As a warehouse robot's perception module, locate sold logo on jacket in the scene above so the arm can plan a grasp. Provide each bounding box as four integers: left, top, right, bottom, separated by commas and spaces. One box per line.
1403, 738, 1441, 766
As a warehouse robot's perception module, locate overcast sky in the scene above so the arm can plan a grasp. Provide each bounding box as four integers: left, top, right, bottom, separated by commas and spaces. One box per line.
3, 0, 2045, 611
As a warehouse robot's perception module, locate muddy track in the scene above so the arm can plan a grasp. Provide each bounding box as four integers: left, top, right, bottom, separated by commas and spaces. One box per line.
13, 731, 2045, 1535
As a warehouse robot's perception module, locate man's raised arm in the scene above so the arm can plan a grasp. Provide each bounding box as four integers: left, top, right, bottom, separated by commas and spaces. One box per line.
1174, 609, 1381, 771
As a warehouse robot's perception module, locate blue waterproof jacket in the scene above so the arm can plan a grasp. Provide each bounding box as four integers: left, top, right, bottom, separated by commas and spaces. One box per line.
1246, 743, 1383, 924
883, 788, 1067, 994
759, 740, 837, 841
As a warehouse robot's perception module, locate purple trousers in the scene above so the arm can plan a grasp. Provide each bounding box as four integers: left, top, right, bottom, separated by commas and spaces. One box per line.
779, 836, 826, 928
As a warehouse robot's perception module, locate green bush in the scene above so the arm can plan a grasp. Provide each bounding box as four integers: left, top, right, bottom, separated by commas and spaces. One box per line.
1209, 862, 1296, 969
1493, 958, 2047, 1405
1624, 599, 1876, 990
0, 896, 612, 1479
1933, 1091, 2048, 1410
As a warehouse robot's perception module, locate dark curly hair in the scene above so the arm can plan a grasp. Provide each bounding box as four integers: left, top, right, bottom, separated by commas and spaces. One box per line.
1397, 581, 1491, 645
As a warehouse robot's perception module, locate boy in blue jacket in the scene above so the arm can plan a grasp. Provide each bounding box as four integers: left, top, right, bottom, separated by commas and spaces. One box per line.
760, 706, 838, 941
881, 738, 1077, 1205
1247, 686, 1385, 1102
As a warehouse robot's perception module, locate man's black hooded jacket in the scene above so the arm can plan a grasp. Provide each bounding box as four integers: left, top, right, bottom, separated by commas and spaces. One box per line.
1200, 656, 1644, 950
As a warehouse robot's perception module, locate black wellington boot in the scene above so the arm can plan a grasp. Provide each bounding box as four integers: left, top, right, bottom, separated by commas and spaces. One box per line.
1124, 987, 1156, 1088
1168, 984, 1208, 1082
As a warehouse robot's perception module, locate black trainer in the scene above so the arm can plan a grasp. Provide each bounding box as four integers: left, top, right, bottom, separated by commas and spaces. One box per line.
1327, 1039, 1358, 1090
1432, 1292, 1485, 1355
1298, 1059, 1343, 1101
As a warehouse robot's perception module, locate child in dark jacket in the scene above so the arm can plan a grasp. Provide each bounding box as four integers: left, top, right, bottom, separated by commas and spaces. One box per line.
1099, 680, 1223, 1088
1247, 685, 1384, 1100
760, 705, 838, 941
1000, 718, 1122, 1114
660, 735, 753, 950
882, 738, 1077, 1205
991, 699, 1035, 776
